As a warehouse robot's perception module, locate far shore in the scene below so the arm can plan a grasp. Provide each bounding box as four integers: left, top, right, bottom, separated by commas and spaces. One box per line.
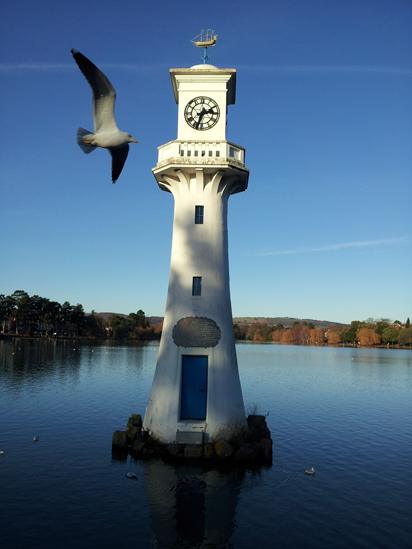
1, 333, 410, 351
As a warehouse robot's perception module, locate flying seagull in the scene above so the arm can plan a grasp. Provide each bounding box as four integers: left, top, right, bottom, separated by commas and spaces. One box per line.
71, 48, 138, 183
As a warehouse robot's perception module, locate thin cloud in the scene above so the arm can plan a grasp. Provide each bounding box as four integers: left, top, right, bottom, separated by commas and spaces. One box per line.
2, 62, 411, 77
0, 62, 169, 73
256, 236, 411, 257
238, 64, 412, 76
0, 63, 72, 72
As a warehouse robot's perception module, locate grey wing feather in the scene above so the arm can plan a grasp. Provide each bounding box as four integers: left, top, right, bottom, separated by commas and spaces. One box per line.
94, 95, 117, 132
110, 145, 129, 183
71, 49, 118, 132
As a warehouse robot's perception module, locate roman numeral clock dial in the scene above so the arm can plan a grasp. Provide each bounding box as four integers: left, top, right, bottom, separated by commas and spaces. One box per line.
184, 96, 220, 130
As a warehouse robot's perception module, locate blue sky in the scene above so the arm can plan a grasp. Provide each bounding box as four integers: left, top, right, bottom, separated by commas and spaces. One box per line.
1, 0, 411, 323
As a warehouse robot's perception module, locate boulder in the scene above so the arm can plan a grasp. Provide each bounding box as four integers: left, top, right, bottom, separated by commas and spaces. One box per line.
214, 440, 234, 459
234, 443, 258, 463
203, 443, 215, 459
127, 414, 143, 431
257, 438, 273, 462
247, 415, 270, 440
112, 430, 128, 449
131, 439, 145, 456
127, 426, 139, 443
126, 414, 143, 444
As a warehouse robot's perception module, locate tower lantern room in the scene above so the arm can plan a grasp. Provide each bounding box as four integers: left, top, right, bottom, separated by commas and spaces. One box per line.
143, 60, 249, 445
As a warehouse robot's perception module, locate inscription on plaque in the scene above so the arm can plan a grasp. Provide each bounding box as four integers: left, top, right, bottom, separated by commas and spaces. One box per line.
173, 316, 221, 348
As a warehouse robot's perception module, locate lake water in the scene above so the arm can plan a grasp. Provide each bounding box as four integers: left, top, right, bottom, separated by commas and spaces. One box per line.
1, 340, 411, 548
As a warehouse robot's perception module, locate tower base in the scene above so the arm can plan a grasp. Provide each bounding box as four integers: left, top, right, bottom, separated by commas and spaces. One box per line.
112, 413, 272, 466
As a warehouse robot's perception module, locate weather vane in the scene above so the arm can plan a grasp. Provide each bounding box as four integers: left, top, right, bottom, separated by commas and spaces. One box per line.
191, 29, 218, 64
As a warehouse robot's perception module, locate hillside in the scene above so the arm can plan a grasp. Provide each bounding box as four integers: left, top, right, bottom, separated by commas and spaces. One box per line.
95, 312, 346, 329
233, 317, 347, 329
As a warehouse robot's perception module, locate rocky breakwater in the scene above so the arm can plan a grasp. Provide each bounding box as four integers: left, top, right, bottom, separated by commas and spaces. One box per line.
112, 414, 273, 466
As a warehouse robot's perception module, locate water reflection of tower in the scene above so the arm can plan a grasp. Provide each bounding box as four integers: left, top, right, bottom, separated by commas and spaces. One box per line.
144, 461, 243, 547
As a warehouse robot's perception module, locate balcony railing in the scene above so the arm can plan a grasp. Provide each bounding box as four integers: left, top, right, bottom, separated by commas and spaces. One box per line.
156, 140, 246, 168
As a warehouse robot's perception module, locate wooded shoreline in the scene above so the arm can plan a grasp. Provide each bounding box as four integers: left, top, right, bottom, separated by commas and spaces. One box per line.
1, 290, 411, 349
1, 333, 410, 350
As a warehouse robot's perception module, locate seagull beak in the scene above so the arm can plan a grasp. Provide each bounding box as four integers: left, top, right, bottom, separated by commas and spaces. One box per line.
130, 137, 139, 144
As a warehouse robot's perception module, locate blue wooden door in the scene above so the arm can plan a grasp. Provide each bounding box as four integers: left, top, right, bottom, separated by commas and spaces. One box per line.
180, 355, 208, 420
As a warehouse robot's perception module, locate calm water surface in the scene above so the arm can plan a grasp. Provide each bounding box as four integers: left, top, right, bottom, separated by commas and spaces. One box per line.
0, 341, 411, 548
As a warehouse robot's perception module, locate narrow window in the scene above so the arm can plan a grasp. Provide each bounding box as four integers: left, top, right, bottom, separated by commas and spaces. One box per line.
215, 150, 220, 157
187, 150, 191, 157
201, 150, 205, 157
194, 205, 204, 224
180, 149, 184, 156
208, 150, 213, 157
192, 276, 202, 296
194, 150, 198, 157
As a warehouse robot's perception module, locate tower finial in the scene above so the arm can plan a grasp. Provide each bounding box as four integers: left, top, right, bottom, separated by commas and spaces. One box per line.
191, 29, 218, 64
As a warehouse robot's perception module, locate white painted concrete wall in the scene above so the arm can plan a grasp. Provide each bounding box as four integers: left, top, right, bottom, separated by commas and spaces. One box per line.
171, 68, 234, 142
143, 65, 248, 444
143, 169, 247, 443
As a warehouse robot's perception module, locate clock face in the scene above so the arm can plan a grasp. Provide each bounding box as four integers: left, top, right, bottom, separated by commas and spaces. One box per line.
184, 96, 220, 131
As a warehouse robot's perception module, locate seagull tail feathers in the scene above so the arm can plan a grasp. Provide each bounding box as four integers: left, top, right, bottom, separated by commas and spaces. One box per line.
77, 128, 96, 154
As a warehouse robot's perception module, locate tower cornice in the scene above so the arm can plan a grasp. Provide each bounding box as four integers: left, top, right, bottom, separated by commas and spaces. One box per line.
170, 67, 236, 104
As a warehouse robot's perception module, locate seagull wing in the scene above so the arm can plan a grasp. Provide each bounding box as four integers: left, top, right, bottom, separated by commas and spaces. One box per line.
110, 145, 129, 183
71, 49, 118, 133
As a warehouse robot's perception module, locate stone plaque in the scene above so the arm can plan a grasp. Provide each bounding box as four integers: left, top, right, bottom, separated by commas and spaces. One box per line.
173, 316, 221, 348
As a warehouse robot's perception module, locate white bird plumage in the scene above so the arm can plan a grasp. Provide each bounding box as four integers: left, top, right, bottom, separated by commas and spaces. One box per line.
71, 48, 138, 183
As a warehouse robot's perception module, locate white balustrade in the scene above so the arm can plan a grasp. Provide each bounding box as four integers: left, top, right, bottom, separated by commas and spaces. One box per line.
157, 140, 245, 167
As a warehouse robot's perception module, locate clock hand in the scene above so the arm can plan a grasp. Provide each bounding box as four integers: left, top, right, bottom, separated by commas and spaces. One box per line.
203, 105, 218, 115
195, 108, 207, 129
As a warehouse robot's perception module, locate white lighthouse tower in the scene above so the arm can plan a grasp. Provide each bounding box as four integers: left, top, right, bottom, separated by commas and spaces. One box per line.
143, 54, 249, 445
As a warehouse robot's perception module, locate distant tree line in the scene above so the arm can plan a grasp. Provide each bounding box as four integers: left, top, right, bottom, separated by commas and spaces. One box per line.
106, 311, 161, 340
1, 290, 410, 347
0, 290, 160, 341
234, 318, 412, 348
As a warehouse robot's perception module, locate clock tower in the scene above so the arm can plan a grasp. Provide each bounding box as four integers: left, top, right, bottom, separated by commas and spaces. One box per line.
143, 62, 249, 445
